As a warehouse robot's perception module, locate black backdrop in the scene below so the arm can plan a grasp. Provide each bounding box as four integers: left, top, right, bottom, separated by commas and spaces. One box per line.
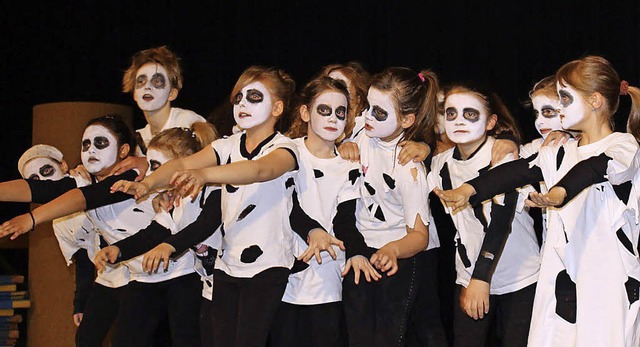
1, 1, 639, 217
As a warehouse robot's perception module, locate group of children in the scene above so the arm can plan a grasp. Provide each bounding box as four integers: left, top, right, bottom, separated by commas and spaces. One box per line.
0, 46, 639, 347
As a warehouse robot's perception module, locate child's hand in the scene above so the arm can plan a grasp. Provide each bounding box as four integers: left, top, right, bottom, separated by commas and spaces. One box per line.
526, 187, 567, 208
298, 228, 345, 264
69, 164, 91, 181
0, 213, 34, 240
94, 245, 121, 272
433, 183, 476, 213
142, 243, 176, 273
491, 139, 518, 164
73, 313, 83, 327
370, 244, 399, 276
398, 141, 430, 165
337, 142, 360, 162
542, 131, 571, 147
460, 278, 490, 320
152, 191, 176, 213
341, 255, 381, 284
170, 169, 206, 201
110, 180, 150, 200
109, 156, 149, 181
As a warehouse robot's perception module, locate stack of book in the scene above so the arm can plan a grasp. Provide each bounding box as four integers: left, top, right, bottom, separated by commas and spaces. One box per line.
0, 275, 29, 347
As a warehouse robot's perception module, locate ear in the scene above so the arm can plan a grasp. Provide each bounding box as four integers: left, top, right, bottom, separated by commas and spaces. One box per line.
168, 88, 179, 102
119, 144, 131, 159
272, 100, 284, 118
400, 113, 416, 129
590, 92, 604, 110
486, 114, 498, 131
60, 159, 69, 174
300, 105, 311, 123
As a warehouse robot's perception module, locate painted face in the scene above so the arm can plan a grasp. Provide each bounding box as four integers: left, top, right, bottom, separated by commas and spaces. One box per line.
364, 87, 399, 139
232, 81, 273, 129
328, 70, 352, 92
133, 63, 173, 112
23, 157, 65, 181
557, 82, 587, 130
532, 95, 562, 139
81, 125, 119, 174
444, 93, 489, 144
309, 91, 348, 142
145, 148, 173, 177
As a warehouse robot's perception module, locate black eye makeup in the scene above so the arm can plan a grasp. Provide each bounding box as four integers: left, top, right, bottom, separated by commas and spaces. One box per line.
149, 160, 162, 171
540, 106, 558, 118
94, 136, 111, 150
462, 108, 481, 122
246, 89, 264, 104
135, 75, 147, 89
39, 164, 55, 177
82, 139, 91, 152
317, 104, 332, 116
445, 107, 458, 121
335, 106, 347, 120
233, 92, 243, 105
371, 106, 388, 122
558, 90, 574, 108
28, 174, 40, 180
150, 73, 167, 89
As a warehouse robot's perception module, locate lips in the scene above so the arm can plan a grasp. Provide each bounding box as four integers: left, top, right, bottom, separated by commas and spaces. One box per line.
364, 123, 373, 131
324, 127, 338, 132
88, 157, 100, 163
142, 94, 154, 102
238, 112, 251, 118
539, 128, 551, 134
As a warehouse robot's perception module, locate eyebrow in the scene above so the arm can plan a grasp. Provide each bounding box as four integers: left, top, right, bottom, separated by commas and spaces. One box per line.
541, 105, 555, 109
462, 107, 480, 114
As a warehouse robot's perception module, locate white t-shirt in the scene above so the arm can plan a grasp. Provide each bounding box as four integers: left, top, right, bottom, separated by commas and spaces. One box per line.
135, 107, 206, 155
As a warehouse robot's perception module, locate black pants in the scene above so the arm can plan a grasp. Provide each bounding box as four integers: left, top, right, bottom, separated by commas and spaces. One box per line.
211, 267, 290, 347
269, 301, 346, 347
200, 297, 214, 347
111, 273, 202, 347
75, 283, 122, 347
453, 283, 536, 347
343, 252, 423, 347
406, 249, 449, 347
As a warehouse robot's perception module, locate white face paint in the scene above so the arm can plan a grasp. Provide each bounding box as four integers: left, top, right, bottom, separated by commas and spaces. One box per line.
232, 81, 274, 129
309, 92, 348, 142
133, 63, 173, 112
364, 87, 399, 140
328, 70, 352, 92
81, 125, 119, 174
23, 157, 65, 181
532, 95, 562, 139
145, 148, 173, 177
444, 93, 489, 145
557, 82, 587, 130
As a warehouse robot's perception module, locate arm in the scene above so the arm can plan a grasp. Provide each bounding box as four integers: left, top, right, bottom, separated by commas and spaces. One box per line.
72, 249, 94, 321
332, 199, 371, 259
0, 177, 77, 203
114, 221, 172, 260
370, 214, 429, 276
468, 156, 543, 205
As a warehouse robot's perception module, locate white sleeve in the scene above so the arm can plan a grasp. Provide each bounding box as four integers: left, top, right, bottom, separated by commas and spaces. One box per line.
398, 163, 430, 228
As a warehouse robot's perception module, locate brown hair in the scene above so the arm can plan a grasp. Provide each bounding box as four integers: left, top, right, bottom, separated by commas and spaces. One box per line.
122, 46, 183, 93
444, 82, 522, 144
148, 122, 218, 159
287, 76, 351, 142
369, 67, 440, 144
229, 66, 296, 133
320, 62, 371, 127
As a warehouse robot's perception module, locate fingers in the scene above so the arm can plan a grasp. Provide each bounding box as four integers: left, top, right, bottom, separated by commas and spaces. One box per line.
297, 246, 314, 263
314, 249, 322, 264
386, 262, 399, 276
341, 259, 352, 277
163, 254, 170, 272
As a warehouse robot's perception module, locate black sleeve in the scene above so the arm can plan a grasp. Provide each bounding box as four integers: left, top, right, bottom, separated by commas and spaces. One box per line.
79, 170, 138, 210
27, 177, 78, 204
471, 190, 519, 282
72, 248, 95, 314
289, 189, 324, 241
165, 189, 223, 255
332, 199, 373, 259
468, 156, 543, 206
114, 221, 172, 261
553, 153, 611, 207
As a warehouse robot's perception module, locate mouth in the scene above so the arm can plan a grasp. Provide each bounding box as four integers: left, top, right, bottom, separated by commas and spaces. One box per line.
539, 128, 551, 134
364, 123, 373, 131
88, 157, 100, 163
453, 130, 468, 134
324, 127, 338, 132
142, 94, 154, 102
238, 112, 251, 119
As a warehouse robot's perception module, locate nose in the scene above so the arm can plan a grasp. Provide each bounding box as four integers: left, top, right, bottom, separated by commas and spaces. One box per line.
327, 112, 337, 123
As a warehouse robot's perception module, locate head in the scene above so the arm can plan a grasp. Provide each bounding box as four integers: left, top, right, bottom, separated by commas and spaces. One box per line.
81, 115, 134, 177
321, 62, 371, 121
364, 67, 439, 144
122, 46, 182, 112
146, 122, 218, 175
230, 66, 296, 133
528, 75, 562, 139
288, 76, 351, 143
443, 82, 520, 148
18, 144, 68, 181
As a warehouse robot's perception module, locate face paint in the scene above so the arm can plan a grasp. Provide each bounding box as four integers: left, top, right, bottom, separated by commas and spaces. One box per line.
81, 125, 119, 174
233, 81, 273, 129
23, 157, 64, 181
328, 70, 352, 92
532, 95, 562, 139
309, 92, 348, 142
556, 82, 587, 130
444, 93, 489, 145
133, 63, 172, 112
364, 87, 399, 139
145, 148, 173, 177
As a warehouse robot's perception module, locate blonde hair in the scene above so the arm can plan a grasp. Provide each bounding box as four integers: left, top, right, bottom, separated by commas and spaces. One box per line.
148, 122, 218, 159
122, 46, 183, 93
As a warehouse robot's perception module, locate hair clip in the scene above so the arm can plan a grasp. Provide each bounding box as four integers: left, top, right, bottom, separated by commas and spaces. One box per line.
418, 73, 425, 83
620, 80, 630, 96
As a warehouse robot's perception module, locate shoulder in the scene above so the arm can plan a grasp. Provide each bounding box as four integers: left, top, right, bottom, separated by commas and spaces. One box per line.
170, 107, 206, 125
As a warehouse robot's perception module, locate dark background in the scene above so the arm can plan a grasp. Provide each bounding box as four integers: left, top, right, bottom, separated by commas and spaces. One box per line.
1, 0, 639, 194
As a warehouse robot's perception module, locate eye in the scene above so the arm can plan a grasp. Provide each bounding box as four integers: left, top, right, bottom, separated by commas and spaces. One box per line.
150, 73, 166, 89
317, 104, 332, 116
94, 136, 111, 150
246, 90, 264, 103
149, 160, 161, 171
40, 164, 55, 177
445, 108, 457, 121
135, 75, 147, 89
233, 92, 243, 105
335, 106, 347, 120
82, 139, 91, 152
462, 110, 479, 121
371, 106, 388, 121
541, 107, 557, 118
28, 174, 40, 180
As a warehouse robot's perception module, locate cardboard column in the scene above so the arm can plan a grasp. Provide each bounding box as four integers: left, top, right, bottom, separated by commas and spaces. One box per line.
28, 102, 132, 347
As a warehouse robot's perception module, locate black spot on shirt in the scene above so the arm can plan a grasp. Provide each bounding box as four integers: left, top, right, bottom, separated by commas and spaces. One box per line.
383, 173, 395, 190
116, 228, 127, 233
313, 169, 324, 178
285, 177, 295, 189
220, 223, 225, 237
237, 204, 256, 221
133, 208, 144, 213
226, 156, 232, 164
348, 169, 360, 185
240, 245, 263, 263
290, 257, 309, 274
374, 206, 385, 221
556, 147, 565, 170
364, 182, 376, 195
225, 184, 238, 193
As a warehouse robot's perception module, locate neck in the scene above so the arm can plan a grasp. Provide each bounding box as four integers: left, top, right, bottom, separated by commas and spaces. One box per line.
456, 136, 486, 160
379, 128, 404, 143
576, 112, 613, 146
144, 103, 172, 136
244, 122, 276, 153
304, 132, 336, 159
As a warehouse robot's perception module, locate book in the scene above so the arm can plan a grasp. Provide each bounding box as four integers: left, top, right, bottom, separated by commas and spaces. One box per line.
0, 300, 29, 310
0, 292, 27, 300
0, 286, 15, 293
0, 310, 13, 318
0, 277, 23, 285
0, 316, 22, 324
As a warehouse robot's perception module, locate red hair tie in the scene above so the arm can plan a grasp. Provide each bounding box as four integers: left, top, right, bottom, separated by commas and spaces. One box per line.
620, 80, 629, 96
418, 73, 425, 83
